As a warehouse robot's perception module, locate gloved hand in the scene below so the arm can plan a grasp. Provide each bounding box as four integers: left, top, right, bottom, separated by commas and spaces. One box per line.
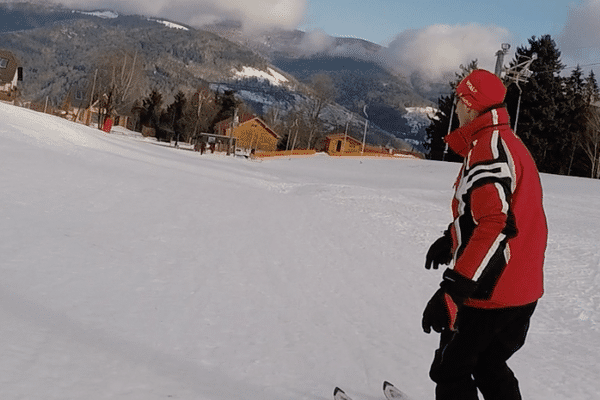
422, 269, 477, 334
422, 288, 459, 334
425, 230, 453, 270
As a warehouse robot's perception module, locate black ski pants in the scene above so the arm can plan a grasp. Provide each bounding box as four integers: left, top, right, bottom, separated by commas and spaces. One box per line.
429, 302, 537, 400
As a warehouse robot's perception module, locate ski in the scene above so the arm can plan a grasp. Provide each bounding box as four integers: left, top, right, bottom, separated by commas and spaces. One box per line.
334, 382, 411, 400
333, 387, 353, 400
383, 381, 411, 400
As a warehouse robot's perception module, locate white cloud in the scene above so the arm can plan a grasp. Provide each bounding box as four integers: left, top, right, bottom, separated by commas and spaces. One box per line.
557, 0, 600, 70
383, 24, 512, 81
298, 28, 336, 54
32, 0, 308, 33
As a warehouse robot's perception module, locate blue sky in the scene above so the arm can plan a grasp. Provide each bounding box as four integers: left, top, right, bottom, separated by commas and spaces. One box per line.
300, 0, 571, 47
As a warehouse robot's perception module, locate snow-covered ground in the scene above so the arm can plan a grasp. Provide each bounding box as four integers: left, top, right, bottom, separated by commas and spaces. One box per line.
233, 66, 290, 86
74, 10, 120, 19
149, 19, 190, 31
1, 101, 599, 400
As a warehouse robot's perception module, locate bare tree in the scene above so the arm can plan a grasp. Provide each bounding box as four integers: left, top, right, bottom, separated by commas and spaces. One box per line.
304, 73, 338, 148
273, 108, 312, 150
187, 84, 215, 137
93, 49, 147, 128
582, 105, 600, 178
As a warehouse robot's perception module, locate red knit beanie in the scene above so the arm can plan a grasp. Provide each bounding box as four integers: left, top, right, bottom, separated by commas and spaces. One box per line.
456, 69, 507, 112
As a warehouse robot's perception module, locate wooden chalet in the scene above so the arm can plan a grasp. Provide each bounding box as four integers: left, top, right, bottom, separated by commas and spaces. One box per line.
316, 133, 363, 154
214, 114, 281, 152
0, 50, 22, 103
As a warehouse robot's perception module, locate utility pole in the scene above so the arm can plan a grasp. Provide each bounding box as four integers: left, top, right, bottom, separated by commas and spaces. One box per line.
503, 53, 537, 134
494, 42, 537, 134
88, 69, 97, 126
361, 105, 369, 156
344, 113, 352, 153
290, 119, 299, 157
228, 107, 238, 155
442, 97, 456, 161
287, 118, 298, 152
495, 43, 511, 77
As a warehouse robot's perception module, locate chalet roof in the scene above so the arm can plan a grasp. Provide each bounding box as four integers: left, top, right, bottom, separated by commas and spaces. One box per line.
215, 115, 280, 139
243, 117, 280, 139
325, 133, 362, 145
0, 50, 19, 85
214, 112, 254, 128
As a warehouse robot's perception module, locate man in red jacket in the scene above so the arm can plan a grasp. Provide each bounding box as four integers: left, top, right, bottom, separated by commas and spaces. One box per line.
422, 69, 547, 400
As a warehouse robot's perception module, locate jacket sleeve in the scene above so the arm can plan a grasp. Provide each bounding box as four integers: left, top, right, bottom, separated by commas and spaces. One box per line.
453, 182, 510, 283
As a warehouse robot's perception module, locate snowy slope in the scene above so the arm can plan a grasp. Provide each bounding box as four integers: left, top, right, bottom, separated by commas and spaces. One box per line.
1, 102, 599, 400
233, 66, 290, 86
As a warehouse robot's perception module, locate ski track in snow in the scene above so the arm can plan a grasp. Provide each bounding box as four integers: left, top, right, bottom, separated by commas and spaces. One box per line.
1, 102, 599, 400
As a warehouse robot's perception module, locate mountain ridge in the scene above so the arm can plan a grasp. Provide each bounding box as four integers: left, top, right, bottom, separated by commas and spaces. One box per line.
0, 2, 439, 152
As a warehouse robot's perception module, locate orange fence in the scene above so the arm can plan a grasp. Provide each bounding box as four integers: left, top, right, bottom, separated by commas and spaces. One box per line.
254, 150, 317, 158
254, 149, 423, 160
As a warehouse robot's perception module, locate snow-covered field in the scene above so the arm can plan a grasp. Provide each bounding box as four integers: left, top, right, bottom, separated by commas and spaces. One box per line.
1, 101, 599, 400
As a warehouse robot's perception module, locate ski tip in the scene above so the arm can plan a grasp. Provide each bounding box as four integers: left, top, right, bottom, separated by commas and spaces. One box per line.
384, 380, 409, 400
334, 387, 353, 400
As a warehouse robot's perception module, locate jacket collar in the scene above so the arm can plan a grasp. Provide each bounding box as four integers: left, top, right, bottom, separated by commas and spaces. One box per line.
444, 107, 511, 157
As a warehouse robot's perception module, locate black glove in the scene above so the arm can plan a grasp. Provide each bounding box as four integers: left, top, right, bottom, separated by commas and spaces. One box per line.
422, 288, 457, 334
422, 269, 477, 334
425, 229, 453, 270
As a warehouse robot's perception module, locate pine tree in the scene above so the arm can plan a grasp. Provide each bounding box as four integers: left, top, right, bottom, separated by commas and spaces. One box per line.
562, 66, 588, 175
584, 70, 600, 105
504, 35, 565, 174
165, 91, 187, 145
140, 90, 163, 132
210, 90, 240, 132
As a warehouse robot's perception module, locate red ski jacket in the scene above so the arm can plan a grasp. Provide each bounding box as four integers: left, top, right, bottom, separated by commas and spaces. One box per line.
444, 107, 547, 309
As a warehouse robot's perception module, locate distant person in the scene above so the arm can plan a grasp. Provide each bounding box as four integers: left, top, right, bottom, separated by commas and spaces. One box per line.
421, 69, 548, 400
